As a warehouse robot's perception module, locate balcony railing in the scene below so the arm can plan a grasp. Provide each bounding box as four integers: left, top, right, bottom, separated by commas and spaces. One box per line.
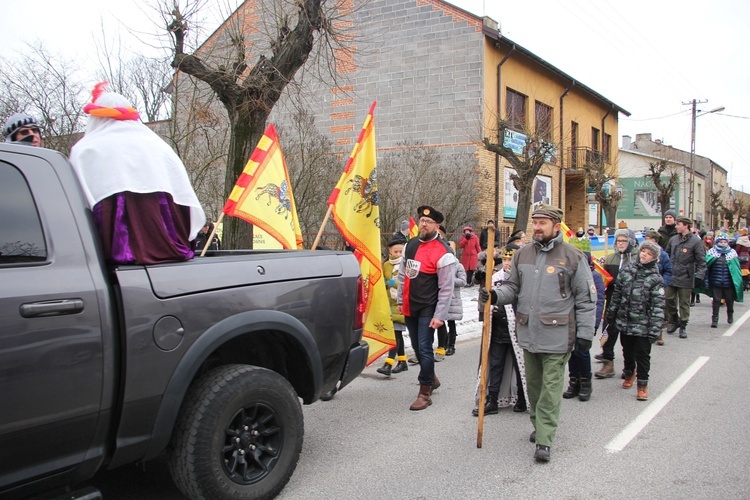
568, 147, 605, 170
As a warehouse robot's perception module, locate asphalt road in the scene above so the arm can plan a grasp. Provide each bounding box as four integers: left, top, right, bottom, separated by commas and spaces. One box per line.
90, 297, 750, 499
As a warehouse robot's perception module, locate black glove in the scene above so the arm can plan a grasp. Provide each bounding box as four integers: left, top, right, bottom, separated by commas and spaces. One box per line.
694, 277, 704, 289
574, 338, 592, 353
479, 287, 497, 305
465, 233, 471, 240
474, 270, 486, 284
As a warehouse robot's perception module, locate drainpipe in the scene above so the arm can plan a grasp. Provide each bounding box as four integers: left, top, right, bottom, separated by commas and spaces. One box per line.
559, 82, 574, 210
494, 44, 515, 224
599, 105, 614, 230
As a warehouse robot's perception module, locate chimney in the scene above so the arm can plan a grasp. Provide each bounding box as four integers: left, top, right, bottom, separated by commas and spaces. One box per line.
635, 133, 652, 142
622, 135, 632, 149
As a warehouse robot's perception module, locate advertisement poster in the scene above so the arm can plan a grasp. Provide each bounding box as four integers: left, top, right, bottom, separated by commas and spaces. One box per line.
616, 177, 680, 219
503, 168, 552, 219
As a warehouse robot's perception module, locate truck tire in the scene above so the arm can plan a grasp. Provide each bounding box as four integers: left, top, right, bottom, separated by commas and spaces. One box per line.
168, 364, 303, 500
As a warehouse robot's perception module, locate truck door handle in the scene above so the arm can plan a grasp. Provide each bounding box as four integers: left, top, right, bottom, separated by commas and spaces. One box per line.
20, 299, 85, 318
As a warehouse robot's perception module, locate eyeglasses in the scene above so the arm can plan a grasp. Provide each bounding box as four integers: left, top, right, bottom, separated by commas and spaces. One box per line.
419, 218, 437, 225
16, 127, 41, 137
616, 239, 629, 243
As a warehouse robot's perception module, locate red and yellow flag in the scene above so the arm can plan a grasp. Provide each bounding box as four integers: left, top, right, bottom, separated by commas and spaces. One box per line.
223, 124, 303, 249
327, 102, 395, 365
408, 217, 419, 239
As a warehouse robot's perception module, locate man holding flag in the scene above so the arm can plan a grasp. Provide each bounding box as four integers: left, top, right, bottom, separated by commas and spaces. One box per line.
398, 205, 456, 411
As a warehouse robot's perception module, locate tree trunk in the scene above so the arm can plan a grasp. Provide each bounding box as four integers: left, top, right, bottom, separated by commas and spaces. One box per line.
222, 108, 269, 249
601, 203, 617, 230
514, 182, 533, 236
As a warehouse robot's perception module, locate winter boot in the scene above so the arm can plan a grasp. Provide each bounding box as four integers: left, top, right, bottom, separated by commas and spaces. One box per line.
562, 377, 580, 399
391, 355, 409, 374
711, 314, 719, 328
446, 332, 457, 356
656, 332, 665, 345
666, 322, 679, 334
728, 311, 734, 324
679, 321, 688, 339
409, 384, 432, 411
578, 378, 592, 401
636, 382, 649, 401
472, 393, 499, 416
514, 391, 527, 412
594, 360, 615, 379
622, 370, 637, 389
376, 358, 394, 376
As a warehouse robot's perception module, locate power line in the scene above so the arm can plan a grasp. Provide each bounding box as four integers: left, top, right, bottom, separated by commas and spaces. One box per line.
621, 110, 690, 122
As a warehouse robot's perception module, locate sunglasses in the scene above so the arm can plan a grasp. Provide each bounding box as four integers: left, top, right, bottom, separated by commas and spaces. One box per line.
16, 127, 41, 137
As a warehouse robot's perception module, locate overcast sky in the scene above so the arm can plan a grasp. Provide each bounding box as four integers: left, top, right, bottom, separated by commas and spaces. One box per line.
3, 0, 749, 190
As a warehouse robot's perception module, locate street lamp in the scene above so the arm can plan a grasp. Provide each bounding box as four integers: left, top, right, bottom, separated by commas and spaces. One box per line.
687, 100, 724, 224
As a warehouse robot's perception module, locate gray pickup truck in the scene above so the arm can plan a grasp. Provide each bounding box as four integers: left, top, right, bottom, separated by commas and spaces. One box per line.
0, 144, 367, 500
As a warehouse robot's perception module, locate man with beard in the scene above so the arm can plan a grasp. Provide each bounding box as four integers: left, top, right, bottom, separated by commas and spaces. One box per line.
482, 204, 595, 462
657, 209, 677, 249
398, 205, 456, 411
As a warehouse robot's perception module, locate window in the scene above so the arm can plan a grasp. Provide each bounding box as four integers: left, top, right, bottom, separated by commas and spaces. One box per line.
603, 133, 612, 163
570, 121, 579, 168
591, 127, 600, 151
506, 89, 526, 131
535, 101, 553, 142
0, 164, 47, 263
697, 183, 702, 202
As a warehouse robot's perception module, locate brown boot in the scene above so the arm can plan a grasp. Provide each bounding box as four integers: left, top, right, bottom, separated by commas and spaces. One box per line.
409, 384, 433, 411
622, 371, 637, 389
594, 360, 615, 378
636, 382, 648, 401
432, 374, 441, 391
656, 332, 664, 345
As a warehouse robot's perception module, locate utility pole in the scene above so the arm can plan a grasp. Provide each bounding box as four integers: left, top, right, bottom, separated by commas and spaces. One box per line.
683, 99, 706, 221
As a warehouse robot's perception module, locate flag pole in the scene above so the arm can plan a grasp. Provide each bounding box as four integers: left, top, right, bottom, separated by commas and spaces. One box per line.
200, 213, 225, 257
477, 226, 495, 448
310, 204, 334, 251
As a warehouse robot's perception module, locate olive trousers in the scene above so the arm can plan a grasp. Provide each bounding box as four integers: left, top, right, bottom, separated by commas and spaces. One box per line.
524, 350, 571, 447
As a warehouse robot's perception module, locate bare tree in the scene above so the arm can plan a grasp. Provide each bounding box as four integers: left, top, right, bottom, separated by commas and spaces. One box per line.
728, 197, 746, 230
165, 0, 354, 248
645, 160, 680, 222
378, 140, 478, 245
482, 122, 556, 233
0, 43, 87, 155
584, 153, 621, 231
709, 189, 726, 229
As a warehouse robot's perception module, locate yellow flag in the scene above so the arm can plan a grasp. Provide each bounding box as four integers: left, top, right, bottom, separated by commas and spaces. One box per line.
223, 124, 303, 249
328, 102, 395, 365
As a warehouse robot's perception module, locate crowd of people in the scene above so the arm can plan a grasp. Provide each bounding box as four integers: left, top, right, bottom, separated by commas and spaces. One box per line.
376, 203, 748, 465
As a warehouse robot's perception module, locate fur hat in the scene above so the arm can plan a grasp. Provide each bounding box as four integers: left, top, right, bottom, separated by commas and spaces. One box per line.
614, 228, 630, 241
639, 240, 661, 259
3, 113, 39, 142
416, 205, 444, 224
388, 234, 407, 247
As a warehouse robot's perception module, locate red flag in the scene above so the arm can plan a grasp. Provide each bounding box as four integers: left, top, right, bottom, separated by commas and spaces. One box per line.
223, 124, 303, 249
327, 102, 395, 365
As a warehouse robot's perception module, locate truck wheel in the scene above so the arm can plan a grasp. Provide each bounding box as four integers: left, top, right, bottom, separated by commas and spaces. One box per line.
168, 364, 303, 500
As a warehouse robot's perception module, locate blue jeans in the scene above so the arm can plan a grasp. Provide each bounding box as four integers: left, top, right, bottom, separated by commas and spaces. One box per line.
405, 315, 436, 386
568, 348, 592, 379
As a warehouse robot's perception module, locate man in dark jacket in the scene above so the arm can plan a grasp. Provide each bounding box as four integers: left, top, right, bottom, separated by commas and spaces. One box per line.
664, 216, 706, 338
657, 209, 677, 249
479, 219, 501, 250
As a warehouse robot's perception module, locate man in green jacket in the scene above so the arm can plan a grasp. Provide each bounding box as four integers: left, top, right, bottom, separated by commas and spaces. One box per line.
483, 204, 596, 463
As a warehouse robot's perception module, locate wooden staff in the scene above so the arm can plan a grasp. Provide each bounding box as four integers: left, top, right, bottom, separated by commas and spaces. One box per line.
477, 226, 495, 448
310, 204, 334, 251
200, 213, 224, 257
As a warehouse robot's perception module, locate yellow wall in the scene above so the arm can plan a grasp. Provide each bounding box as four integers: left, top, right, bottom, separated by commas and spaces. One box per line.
480, 38, 621, 233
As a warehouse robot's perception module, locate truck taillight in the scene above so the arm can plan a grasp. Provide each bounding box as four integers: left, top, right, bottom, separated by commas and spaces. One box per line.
353, 275, 365, 330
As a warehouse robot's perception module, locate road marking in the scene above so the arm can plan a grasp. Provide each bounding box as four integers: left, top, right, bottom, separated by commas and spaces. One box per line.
605, 356, 710, 453
723, 308, 750, 337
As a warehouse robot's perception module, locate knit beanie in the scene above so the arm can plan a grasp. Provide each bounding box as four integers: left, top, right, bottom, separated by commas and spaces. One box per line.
664, 209, 676, 219
3, 113, 39, 142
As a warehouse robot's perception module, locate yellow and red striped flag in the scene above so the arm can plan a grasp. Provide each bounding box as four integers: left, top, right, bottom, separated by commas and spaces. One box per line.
327, 102, 395, 365
223, 124, 303, 249
408, 217, 419, 239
